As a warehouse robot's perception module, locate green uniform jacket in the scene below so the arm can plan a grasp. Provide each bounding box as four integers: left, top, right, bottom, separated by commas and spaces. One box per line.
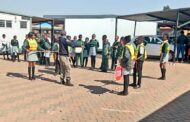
11, 39, 19, 48
75, 39, 84, 47
122, 45, 131, 71
161, 42, 169, 57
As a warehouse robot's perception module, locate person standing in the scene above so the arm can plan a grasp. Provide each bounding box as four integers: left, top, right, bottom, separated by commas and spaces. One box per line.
1, 34, 10, 60
83, 37, 90, 67
177, 31, 188, 62
186, 33, 190, 62
11, 35, 20, 62
52, 38, 60, 74
111, 36, 120, 70
89, 34, 99, 69
70, 36, 77, 67
23, 34, 28, 61
59, 31, 73, 86
75, 34, 84, 67
44, 35, 51, 66
119, 36, 134, 95
132, 36, 146, 88
23, 32, 43, 80
119, 36, 134, 96
116, 37, 124, 64
100, 35, 111, 72
158, 34, 170, 80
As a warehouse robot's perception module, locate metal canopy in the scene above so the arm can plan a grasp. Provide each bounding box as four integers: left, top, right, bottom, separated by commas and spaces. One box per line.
118, 7, 190, 27
117, 7, 190, 63
32, 16, 64, 25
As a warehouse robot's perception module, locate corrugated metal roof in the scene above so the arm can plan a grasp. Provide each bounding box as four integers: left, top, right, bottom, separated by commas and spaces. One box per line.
0, 10, 31, 17
117, 7, 190, 23
44, 15, 118, 19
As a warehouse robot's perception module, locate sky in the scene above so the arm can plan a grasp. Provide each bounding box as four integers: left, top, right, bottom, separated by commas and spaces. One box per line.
1, 0, 190, 17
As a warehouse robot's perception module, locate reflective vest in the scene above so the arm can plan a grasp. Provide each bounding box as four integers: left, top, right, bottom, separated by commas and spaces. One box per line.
135, 43, 147, 60
28, 39, 38, 51
125, 43, 135, 60
160, 40, 170, 54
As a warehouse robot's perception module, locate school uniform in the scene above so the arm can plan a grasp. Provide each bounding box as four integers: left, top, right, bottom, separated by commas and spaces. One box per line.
75, 39, 84, 67
100, 42, 111, 72
89, 39, 99, 68
111, 40, 120, 70
11, 39, 20, 62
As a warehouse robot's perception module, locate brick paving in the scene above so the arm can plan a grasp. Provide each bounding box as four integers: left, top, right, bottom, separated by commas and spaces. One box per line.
0, 56, 190, 122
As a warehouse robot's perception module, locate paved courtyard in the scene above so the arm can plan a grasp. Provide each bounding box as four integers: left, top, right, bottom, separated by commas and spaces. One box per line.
0, 56, 190, 122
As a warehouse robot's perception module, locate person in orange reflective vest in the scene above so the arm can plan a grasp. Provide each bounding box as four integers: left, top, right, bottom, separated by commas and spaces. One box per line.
23, 32, 44, 80
158, 34, 170, 80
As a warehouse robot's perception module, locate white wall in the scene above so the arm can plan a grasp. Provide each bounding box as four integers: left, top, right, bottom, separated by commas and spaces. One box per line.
65, 18, 157, 49
0, 13, 31, 48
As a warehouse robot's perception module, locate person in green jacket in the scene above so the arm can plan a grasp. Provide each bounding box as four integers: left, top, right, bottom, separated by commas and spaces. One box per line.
116, 37, 124, 63
158, 34, 170, 80
111, 35, 120, 70
75, 34, 84, 67
83, 37, 90, 67
100, 35, 111, 72
89, 34, 99, 69
38, 35, 46, 65
11, 35, 20, 62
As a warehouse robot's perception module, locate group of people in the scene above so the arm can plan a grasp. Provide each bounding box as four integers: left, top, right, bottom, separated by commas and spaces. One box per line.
0, 30, 179, 96
176, 30, 190, 62
0, 34, 20, 62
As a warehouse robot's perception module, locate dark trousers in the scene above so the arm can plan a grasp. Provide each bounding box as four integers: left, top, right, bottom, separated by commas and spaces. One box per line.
3, 51, 9, 60
133, 61, 144, 86
55, 54, 60, 74
71, 57, 76, 66
24, 51, 27, 61
111, 57, 117, 70
185, 45, 190, 61
83, 57, 88, 67
12, 53, 20, 62
123, 75, 129, 94
45, 57, 50, 66
91, 56, 96, 68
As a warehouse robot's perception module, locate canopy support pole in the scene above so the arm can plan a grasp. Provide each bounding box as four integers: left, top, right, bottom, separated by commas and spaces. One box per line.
133, 21, 137, 37
173, 11, 180, 62
115, 17, 118, 38
51, 20, 54, 48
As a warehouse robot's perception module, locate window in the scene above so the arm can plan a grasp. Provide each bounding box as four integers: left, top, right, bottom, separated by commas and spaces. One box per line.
6, 20, 12, 28
0, 20, 5, 27
20, 21, 27, 29
22, 16, 30, 20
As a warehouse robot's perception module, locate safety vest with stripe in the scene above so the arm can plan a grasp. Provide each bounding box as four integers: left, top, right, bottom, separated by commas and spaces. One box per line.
135, 43, 147, 60
28, 39, 38, 51
125, 43, 135, 60
160, 40, 170, 54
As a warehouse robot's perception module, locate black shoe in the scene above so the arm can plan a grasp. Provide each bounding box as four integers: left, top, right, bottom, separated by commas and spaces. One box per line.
60, 78, 66, 85
158, 77, 165, 80
129, 83, 136, 87
66, 78, 74, 86
118, 91, 128, 96
32, 76, 36, 80
66, 82, 74, 86
134, 85, 141, 89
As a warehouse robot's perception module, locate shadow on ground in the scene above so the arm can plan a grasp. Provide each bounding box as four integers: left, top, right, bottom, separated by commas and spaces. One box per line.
6, 72, 60, 85
94, 80, 122, 86
140, 90, 190, 122
79, 84, 111, 94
